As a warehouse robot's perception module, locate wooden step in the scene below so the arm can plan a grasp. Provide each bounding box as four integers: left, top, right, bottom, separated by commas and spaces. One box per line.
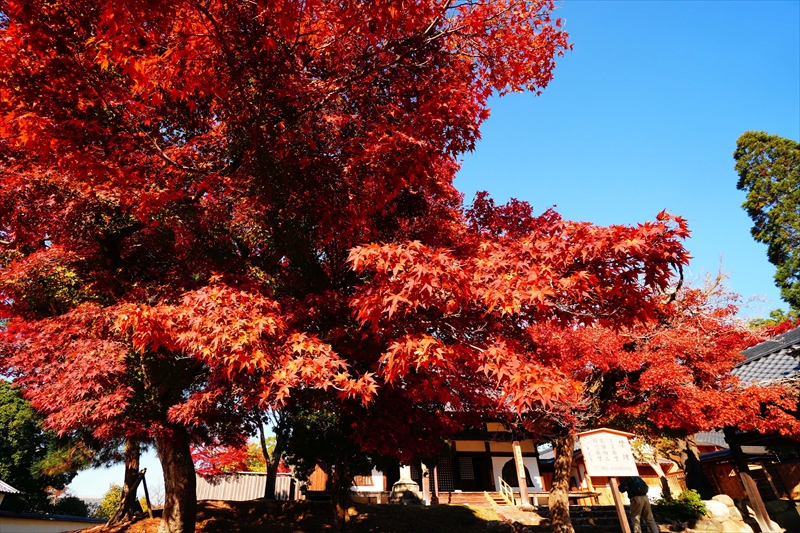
439, 491, 502, 506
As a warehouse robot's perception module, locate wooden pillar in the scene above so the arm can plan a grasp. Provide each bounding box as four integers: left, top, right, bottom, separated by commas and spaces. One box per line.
723, 427, 777, 533
421, 463, 431, 506
760, 461, 787, 499
609, 477, 632, 533
583, 470, 599, 505
432, 466, 440, 505
512, 441, 529, 506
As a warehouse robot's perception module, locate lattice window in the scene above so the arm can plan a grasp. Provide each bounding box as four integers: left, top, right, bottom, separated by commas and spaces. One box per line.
437, 459, 454, 492
353, 475, 373, 487
410, 463, 422, 487
459, 457, 475, 480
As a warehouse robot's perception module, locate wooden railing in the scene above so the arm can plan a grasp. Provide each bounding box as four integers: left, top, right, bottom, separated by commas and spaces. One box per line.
497, 476, 515, 506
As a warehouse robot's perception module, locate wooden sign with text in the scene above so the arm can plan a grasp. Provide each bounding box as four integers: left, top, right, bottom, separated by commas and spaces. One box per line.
578, 428, 638, 478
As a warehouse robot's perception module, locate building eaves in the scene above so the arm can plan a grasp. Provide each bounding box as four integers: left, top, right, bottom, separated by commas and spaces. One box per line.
740, 327, 800, 362
0, 479, 19, 494
732, 345, 800, 385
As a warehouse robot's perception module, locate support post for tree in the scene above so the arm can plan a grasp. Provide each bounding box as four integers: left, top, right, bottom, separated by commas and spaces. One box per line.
723, 427, 776, 533
512, 441, 529, 507
141, 469, 153, 519
609, 477, 632, 533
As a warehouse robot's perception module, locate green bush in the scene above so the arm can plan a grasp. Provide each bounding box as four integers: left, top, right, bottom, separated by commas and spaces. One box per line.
52, 495, 89, 517
652, 490, 707, 522
94, 484, 122, 520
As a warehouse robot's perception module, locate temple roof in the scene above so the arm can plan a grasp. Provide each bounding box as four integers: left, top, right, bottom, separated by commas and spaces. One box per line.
733, 327, 800, 384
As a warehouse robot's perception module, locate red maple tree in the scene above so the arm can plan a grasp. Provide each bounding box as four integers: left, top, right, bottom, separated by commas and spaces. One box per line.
349, 197, 799, 533
0, 1, 570, 531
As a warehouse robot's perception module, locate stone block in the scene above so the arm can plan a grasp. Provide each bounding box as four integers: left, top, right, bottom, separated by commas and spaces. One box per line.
719, 519, 754, 533
728, 505, 743, 522
711, 494, 735, 507
704, 500, 731, 521
689, 518, 720, 532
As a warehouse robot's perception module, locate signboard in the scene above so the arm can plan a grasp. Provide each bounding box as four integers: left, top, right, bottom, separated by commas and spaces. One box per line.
578, 428, 639, 478
513, 442, 526, 482
511, 441, 529, 505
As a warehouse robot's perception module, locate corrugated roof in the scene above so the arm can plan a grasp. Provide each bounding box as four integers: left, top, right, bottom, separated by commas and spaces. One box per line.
0, 479, 20, 494
196, 473, 267, 501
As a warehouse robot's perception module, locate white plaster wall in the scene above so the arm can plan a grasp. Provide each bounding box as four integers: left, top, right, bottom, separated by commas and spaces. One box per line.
0, 517, 105, 533
350, 467, 384, 492
491, 457, 543, 491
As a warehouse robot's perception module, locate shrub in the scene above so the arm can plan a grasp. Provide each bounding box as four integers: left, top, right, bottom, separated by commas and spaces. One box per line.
653, 490, 707, 522
94, 484, 122, 520
52, 495, 89, 517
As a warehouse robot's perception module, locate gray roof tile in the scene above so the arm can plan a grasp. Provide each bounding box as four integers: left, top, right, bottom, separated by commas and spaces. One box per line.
695, 431, 728, 449
733, 346, 800, 384
741, 327, 800, 361
733, 326, 800, 385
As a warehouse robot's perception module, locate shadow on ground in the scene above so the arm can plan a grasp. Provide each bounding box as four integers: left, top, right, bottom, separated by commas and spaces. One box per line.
85, 500, 510, 533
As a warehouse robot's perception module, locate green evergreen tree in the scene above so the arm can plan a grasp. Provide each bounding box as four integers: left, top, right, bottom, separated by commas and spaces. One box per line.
735, 131, 800, 311
0, 381, 77, 512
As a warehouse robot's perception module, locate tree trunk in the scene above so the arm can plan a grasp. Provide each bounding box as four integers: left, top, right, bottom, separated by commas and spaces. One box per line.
676, 438, 715, 499
550, 434, 575, 533
109, 440, 142, 524
264, 429, 287, 500
659, 475, 672, 502
155, 430, 197, 533
331, 458, 350, 532
646, 452, 672, 501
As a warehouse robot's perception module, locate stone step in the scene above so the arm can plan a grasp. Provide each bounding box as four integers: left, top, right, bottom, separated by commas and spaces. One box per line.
518, 505, 623, 533
536, 506, 620, 516
521, 527, 622, 533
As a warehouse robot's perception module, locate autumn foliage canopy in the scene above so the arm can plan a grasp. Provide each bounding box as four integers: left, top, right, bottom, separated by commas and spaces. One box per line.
0, 1, 796, 532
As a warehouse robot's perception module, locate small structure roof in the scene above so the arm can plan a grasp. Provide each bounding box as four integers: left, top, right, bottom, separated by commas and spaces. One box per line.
699, 447, 774, 465
695, 431, 728, 449
577, 427, 635, 438
0, 479, 20, 494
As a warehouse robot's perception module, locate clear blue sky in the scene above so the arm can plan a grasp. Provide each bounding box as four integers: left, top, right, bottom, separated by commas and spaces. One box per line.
68, 0, 800, 498
456, 0, 800, 319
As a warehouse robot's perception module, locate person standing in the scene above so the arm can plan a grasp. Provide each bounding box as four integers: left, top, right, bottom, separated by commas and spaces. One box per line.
618, 476, 659, 533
